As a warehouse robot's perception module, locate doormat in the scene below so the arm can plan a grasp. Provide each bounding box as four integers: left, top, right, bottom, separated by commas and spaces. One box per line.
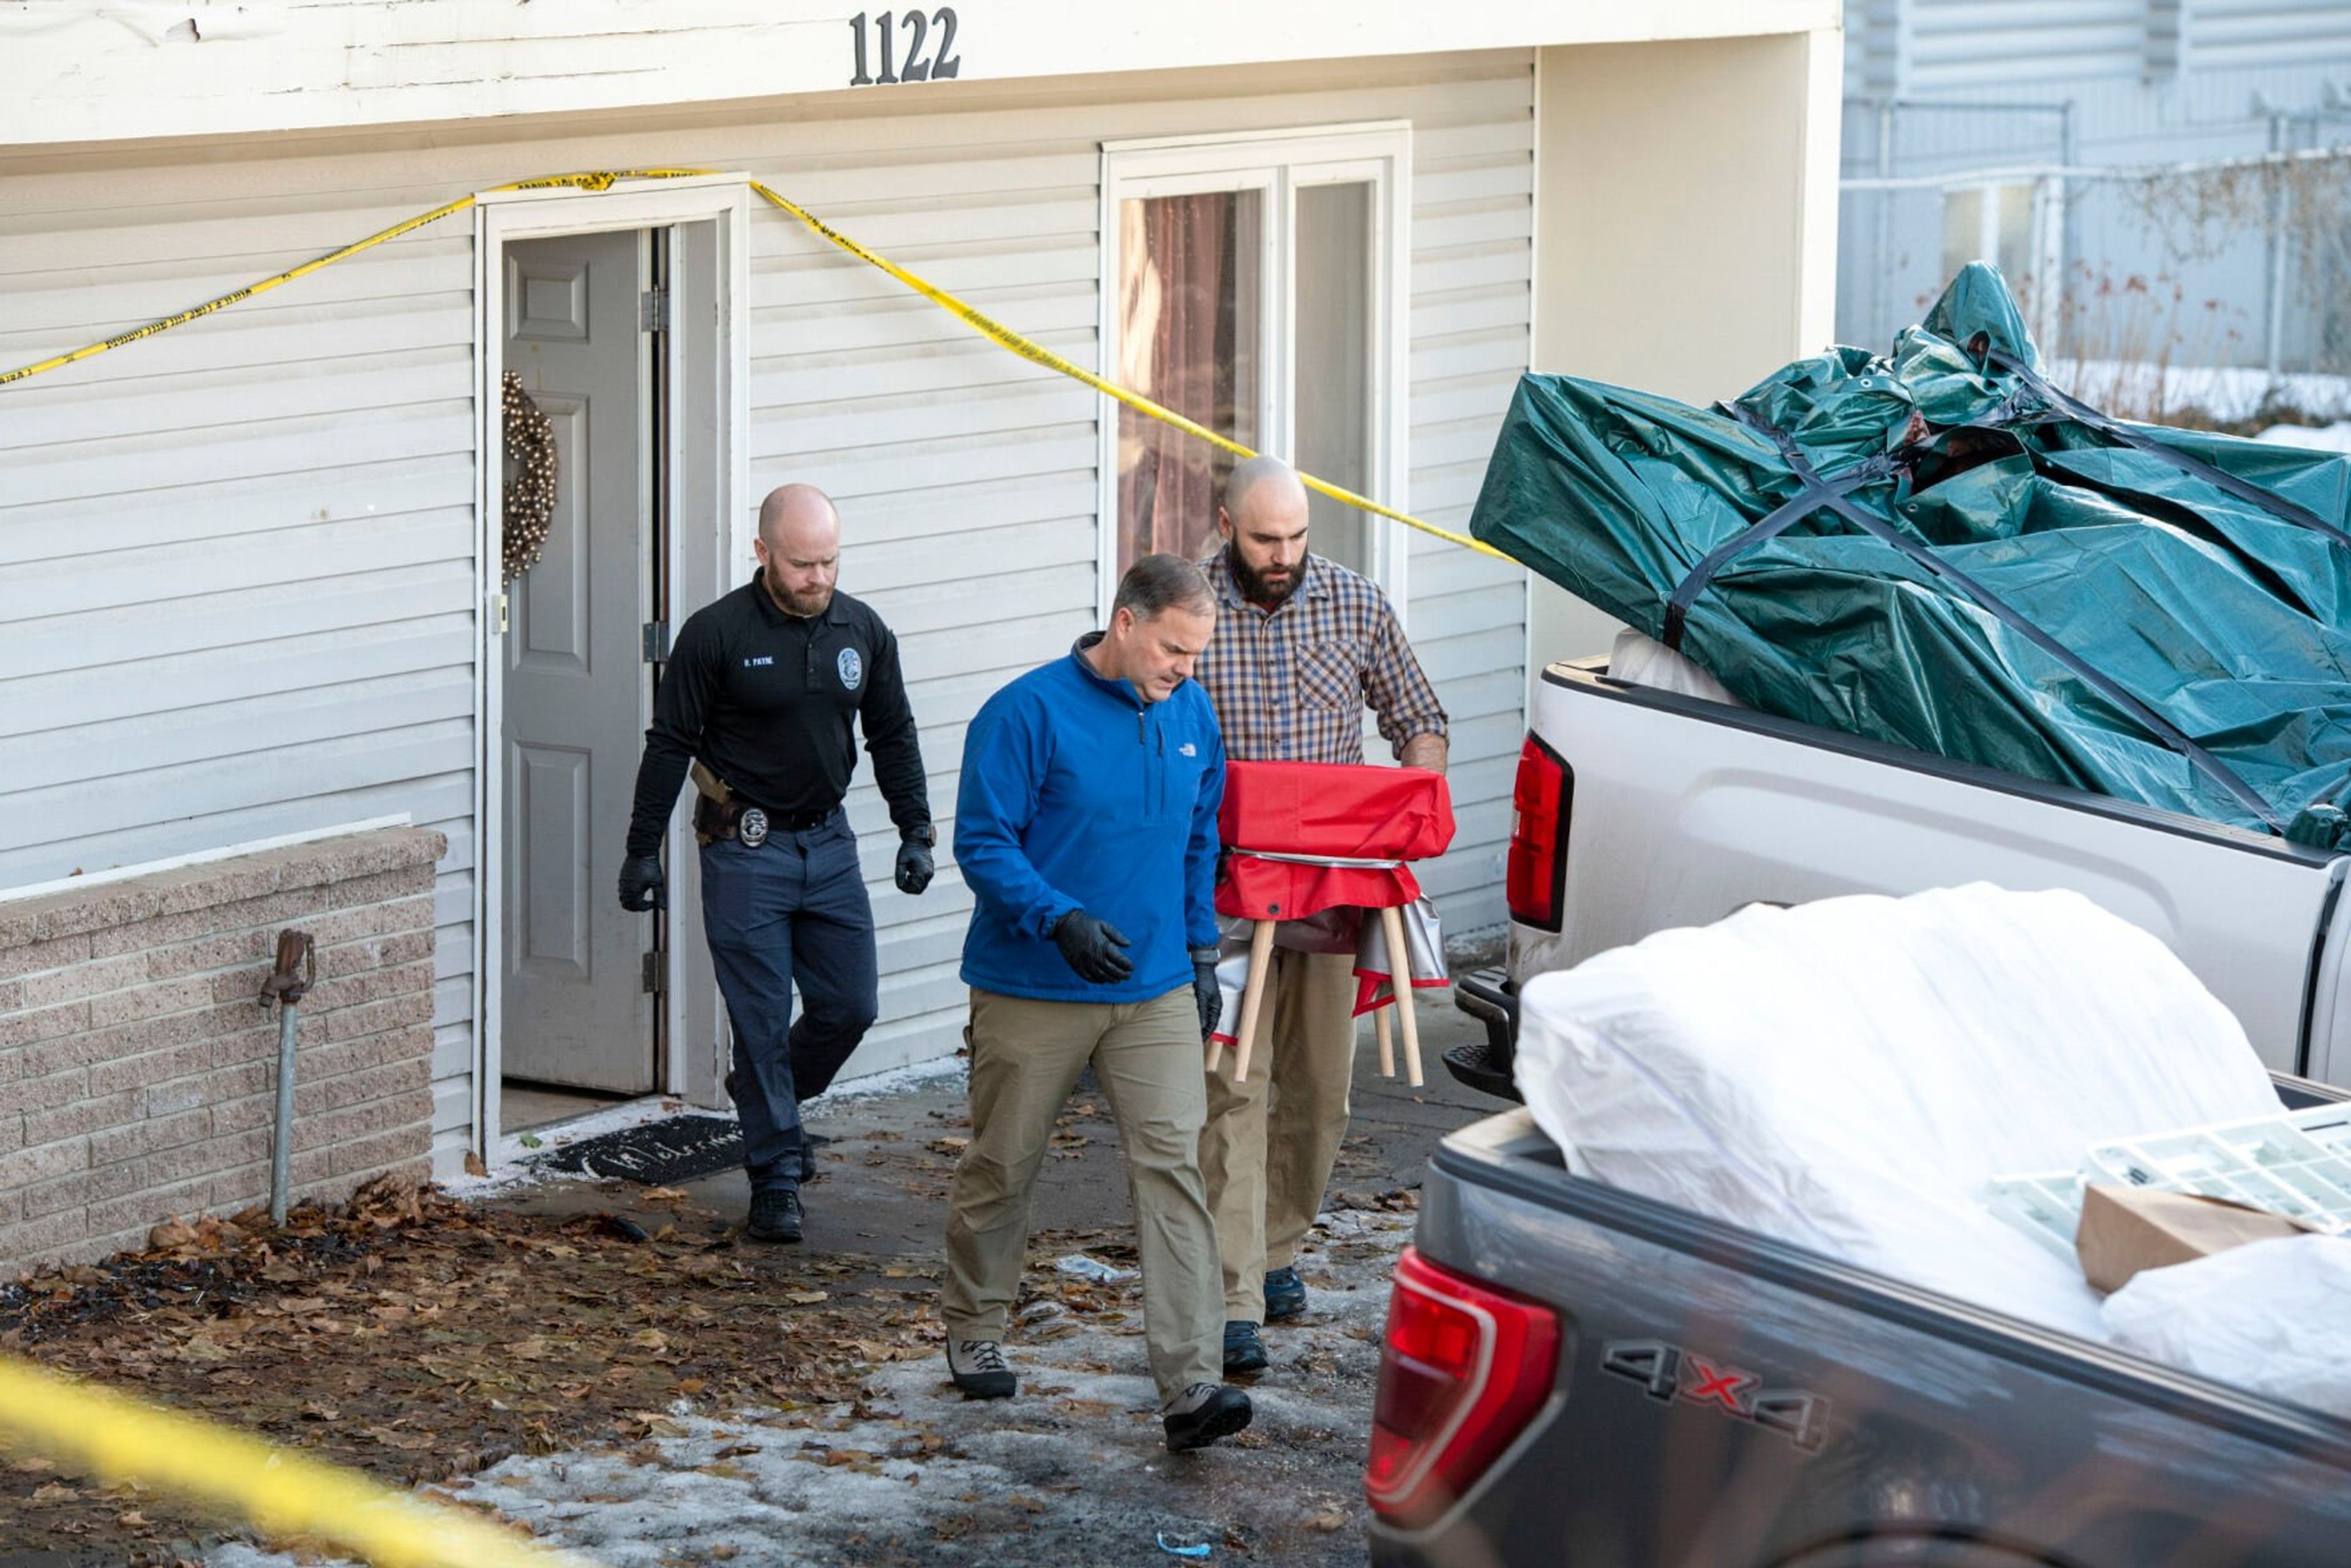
531, 1114, 744, 1185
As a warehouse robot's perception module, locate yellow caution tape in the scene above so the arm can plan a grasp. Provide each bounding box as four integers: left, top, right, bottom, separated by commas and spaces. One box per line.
0, 170, 713, 389
0, 168, 1514, 564
0, 1355, 593, 1567
0, 192, 472, 388
744, 181, 1515, 564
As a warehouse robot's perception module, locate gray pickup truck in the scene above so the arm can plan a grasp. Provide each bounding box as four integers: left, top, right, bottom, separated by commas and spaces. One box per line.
1364, 660, 2351, 1566
1370, 985, 2351, 1566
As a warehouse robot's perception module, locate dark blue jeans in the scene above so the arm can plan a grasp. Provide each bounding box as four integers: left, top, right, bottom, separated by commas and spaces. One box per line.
700, 812, 879, 1195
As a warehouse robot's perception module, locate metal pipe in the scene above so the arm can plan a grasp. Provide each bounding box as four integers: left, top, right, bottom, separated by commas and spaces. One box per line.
1875, 99, 1895, 352
272, 1002, 299, 1225
1845, 94, 2072, 119
257, 929, 315, 1226
2267, 112, 2290, 380
2059, 101, 2077, 354
1840, 141, 2351, 193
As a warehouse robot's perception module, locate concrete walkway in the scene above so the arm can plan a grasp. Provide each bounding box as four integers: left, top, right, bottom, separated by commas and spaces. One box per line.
217, 996, 1505, 1567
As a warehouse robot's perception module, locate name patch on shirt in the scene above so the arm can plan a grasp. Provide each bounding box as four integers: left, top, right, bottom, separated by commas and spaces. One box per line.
838, 648, 863, 689
742, 655, 774, 668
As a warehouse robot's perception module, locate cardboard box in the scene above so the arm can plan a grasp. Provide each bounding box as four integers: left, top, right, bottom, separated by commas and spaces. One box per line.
2075, 1184, 2321, 1294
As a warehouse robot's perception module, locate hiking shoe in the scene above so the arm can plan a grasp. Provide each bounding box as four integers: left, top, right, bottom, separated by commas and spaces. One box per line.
1163, 1383, 1253, 1452
1222, 1319, 1268, 1376
947, 1338, 1017, 1400
1262, 1266, 1307, 1322
745, 1188, 802, 1244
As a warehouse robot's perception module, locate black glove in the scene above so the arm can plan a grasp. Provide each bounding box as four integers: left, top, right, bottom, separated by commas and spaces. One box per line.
895, 838, 935, 896
1052, 910, 1133, 985
1193, 949, 1221, 1041
617, 854, 666, 912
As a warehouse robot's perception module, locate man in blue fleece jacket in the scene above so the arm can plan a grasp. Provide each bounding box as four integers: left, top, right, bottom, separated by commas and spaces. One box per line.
942, 553, 1252, 1454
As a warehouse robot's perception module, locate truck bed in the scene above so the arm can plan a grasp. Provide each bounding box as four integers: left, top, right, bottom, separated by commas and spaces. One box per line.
1373, 1106, 2351, 1567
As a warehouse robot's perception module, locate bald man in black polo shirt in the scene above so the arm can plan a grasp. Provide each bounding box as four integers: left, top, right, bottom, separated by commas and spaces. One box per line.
618, 484, 935, 1245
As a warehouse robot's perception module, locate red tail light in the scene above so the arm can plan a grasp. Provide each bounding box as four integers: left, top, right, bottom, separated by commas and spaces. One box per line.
1505, 733, 1571, 931
1366, 1245, 1561, 1527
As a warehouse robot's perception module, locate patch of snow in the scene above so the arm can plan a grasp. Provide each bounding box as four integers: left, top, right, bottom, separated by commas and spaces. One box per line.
442, 1097, 694, 1199
2044, 360, 2351, 425
2255, 421, 2351, 452
801, 1051, 967, 1116
441, 1056, 966, 1201
209, 1207, 1417, 1566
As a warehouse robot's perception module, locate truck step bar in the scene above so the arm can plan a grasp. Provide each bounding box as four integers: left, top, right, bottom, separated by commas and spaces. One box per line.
1448, 967, 1521, 1103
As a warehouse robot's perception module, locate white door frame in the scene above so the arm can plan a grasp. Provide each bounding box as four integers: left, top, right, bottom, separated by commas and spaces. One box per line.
1096, 122, 1412, 625
472, 175, 752, 1159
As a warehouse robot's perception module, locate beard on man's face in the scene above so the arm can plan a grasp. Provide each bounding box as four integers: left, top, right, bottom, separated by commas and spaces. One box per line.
760, 565, 833, 618
1231, 548, 1305, 607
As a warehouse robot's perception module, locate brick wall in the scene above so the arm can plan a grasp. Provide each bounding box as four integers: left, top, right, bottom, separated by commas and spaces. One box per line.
0, 827, 446, 1279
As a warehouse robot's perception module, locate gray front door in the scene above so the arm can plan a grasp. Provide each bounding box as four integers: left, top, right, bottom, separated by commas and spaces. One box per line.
501, 229, 655, 1093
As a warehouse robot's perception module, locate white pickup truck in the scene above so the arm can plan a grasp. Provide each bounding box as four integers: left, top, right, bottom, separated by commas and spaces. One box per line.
1455, 651, 2351, 1095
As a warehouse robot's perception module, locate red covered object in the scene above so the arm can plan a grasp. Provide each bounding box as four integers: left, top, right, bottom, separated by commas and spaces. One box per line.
1215, 762, 1455, 921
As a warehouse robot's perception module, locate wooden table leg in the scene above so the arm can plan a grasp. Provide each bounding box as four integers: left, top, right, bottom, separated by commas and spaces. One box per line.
1208, 918, 1278, 1079
1378, 904, 1424, 1087
1229, 918, 1277, 1083
1374, 1000, 1395, 1078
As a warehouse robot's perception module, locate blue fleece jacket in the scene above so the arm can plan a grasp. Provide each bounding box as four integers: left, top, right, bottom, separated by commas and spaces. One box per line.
956, 636, 1225, 1003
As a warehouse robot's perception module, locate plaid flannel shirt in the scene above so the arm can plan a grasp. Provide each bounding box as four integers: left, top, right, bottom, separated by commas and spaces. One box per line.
1192, 547, 1448, 765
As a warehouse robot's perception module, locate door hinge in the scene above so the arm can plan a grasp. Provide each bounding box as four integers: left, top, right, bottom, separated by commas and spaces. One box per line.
639, 287, 670, 333
642, 620, 670, 663
642, 949, 666, 996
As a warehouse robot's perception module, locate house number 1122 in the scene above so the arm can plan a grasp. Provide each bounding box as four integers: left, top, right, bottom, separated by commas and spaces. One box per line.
849, 9, 962, 85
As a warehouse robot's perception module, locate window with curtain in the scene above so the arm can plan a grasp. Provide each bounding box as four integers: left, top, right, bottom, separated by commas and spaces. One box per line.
1104, 128, 1403, 591
1116, 190, 1261, 567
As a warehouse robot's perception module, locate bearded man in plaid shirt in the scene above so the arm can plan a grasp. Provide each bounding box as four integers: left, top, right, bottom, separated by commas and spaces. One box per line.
1191, 454, 1448, 1376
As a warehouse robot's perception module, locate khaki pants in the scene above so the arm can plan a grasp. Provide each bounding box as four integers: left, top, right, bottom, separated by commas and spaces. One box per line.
942, 986, 1221, 1405
1201, 948, 1357, 1321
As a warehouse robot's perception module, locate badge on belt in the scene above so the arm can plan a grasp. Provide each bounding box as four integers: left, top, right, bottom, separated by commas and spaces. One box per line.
738, 807, 770, 847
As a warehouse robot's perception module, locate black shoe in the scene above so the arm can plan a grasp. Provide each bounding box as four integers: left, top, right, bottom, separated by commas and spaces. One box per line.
946, 1338, 1017, 1400
798, 1132, 833, 1186
1163, 1382, 1253, 1452
1222, 1319, 1268, 1376
746, 1188, 802, 1244
1262, 1266, 1307, 1323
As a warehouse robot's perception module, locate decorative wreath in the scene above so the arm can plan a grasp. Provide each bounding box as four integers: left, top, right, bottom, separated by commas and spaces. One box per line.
501, 369, 558, 583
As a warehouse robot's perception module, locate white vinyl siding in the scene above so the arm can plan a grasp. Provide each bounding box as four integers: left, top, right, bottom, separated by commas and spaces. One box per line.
2188, 0, 2351, 69
0, 178, 480, 1174
0, 48, 1531, 1163
1404, 99, 1535, 925
1911, 1, 2148, 88
1848, 0, 2153, 92
1845, 0, 2351, 93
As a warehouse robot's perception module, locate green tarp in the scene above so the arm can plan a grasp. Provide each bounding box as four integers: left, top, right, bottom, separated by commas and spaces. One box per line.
1469, 264, 2351, 849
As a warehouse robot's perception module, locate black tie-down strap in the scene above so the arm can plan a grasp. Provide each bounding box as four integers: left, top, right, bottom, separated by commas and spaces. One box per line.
1660, 448, 1897, 652
1662, 403, 2282, 834
1980, 345, 2351, 555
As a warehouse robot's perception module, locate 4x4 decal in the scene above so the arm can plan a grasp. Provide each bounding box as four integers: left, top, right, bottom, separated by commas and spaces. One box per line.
1600, 1339, 1831, 1452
